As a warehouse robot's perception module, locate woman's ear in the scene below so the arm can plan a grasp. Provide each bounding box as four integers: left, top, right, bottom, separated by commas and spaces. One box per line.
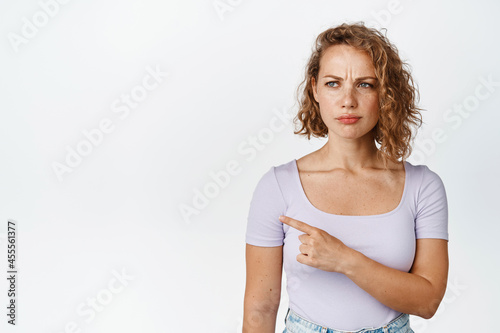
311, 77, 319, 103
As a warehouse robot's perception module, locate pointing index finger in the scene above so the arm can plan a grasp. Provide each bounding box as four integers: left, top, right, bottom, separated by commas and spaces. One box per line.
279, 215, 314, 234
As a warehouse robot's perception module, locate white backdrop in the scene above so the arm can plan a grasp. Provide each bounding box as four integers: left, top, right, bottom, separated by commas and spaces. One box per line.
1, 0, 499, 332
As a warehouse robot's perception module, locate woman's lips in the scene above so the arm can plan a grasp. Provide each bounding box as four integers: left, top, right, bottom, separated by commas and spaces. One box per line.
337, 116, 361, 124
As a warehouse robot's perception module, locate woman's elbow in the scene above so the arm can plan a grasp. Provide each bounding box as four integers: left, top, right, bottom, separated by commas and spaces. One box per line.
418, 293, 445, 319
242, 300, 280, 333
244, 296, 281, 315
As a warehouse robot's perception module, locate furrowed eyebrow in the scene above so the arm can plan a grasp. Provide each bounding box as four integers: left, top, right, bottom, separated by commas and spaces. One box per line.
322, 75, 377, 81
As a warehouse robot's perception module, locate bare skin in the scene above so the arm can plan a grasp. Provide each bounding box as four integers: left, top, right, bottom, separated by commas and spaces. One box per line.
296, 148, 405, 216
243, 44, 448, 332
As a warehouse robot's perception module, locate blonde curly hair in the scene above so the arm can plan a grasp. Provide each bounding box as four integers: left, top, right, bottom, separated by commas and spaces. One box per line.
293, 22, 423, 164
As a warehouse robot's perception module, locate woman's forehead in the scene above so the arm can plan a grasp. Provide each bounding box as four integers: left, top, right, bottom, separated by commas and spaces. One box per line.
319, 45, 375, 77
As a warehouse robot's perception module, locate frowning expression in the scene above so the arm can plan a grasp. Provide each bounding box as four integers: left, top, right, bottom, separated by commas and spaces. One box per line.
312, 44, 380, 141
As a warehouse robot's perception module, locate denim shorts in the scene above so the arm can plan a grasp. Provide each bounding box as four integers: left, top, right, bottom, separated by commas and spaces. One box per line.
283, 307, 414, 333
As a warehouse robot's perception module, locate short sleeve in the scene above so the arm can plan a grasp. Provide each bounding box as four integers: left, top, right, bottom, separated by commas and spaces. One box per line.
245, 166, 287, 247
415, 166, 449, 241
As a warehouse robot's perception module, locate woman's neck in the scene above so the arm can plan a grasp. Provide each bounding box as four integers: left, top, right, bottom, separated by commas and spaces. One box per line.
317, 134, 383, 171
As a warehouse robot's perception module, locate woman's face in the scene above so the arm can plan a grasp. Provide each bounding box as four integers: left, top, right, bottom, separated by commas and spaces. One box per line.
312, 44, 380, 141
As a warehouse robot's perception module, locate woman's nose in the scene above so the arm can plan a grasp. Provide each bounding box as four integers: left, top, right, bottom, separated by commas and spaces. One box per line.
341, 87, 357, 108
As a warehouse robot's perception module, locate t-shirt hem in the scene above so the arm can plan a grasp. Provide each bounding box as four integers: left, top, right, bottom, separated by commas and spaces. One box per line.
415, 233, 449, 241
245, 238, 283, 247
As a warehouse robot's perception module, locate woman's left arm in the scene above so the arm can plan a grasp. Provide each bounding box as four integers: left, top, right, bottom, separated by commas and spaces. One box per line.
342, 238, 448, 319
279, 215, 449, 319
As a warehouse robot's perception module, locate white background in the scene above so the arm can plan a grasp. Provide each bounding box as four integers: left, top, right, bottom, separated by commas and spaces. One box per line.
1, 0, 499, 332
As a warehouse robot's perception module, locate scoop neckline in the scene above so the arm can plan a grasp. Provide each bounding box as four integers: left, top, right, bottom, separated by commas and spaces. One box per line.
292, 158, 409, 219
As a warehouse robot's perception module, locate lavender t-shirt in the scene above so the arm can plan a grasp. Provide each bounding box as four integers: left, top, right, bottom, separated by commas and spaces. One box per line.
245, 159, 448, 330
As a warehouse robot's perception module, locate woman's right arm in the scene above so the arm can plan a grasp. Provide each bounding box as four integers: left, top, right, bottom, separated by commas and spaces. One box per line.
243, 243, 283, 333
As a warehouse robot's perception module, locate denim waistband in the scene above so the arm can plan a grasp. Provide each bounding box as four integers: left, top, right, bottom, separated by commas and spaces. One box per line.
284, 307, 414, 333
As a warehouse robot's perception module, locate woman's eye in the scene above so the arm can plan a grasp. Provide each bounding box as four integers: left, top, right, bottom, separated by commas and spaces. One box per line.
326, 81, 338, 87
359, 82, 373, 88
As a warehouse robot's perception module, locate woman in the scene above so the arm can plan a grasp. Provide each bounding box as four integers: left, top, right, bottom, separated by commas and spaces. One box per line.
243, 22, 448, 333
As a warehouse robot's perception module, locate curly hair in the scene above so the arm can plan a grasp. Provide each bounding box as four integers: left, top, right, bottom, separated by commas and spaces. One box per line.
293, 21, 423, 164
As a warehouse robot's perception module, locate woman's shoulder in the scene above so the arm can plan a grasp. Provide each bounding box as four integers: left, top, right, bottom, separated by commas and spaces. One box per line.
255, 159, 297, 186
405, 161, 446, 191
267, 158, 297, 174
405, 160, 443, 178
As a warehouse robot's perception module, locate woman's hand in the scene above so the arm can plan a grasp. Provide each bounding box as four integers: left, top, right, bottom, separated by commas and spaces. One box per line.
279, 215, 354, 274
